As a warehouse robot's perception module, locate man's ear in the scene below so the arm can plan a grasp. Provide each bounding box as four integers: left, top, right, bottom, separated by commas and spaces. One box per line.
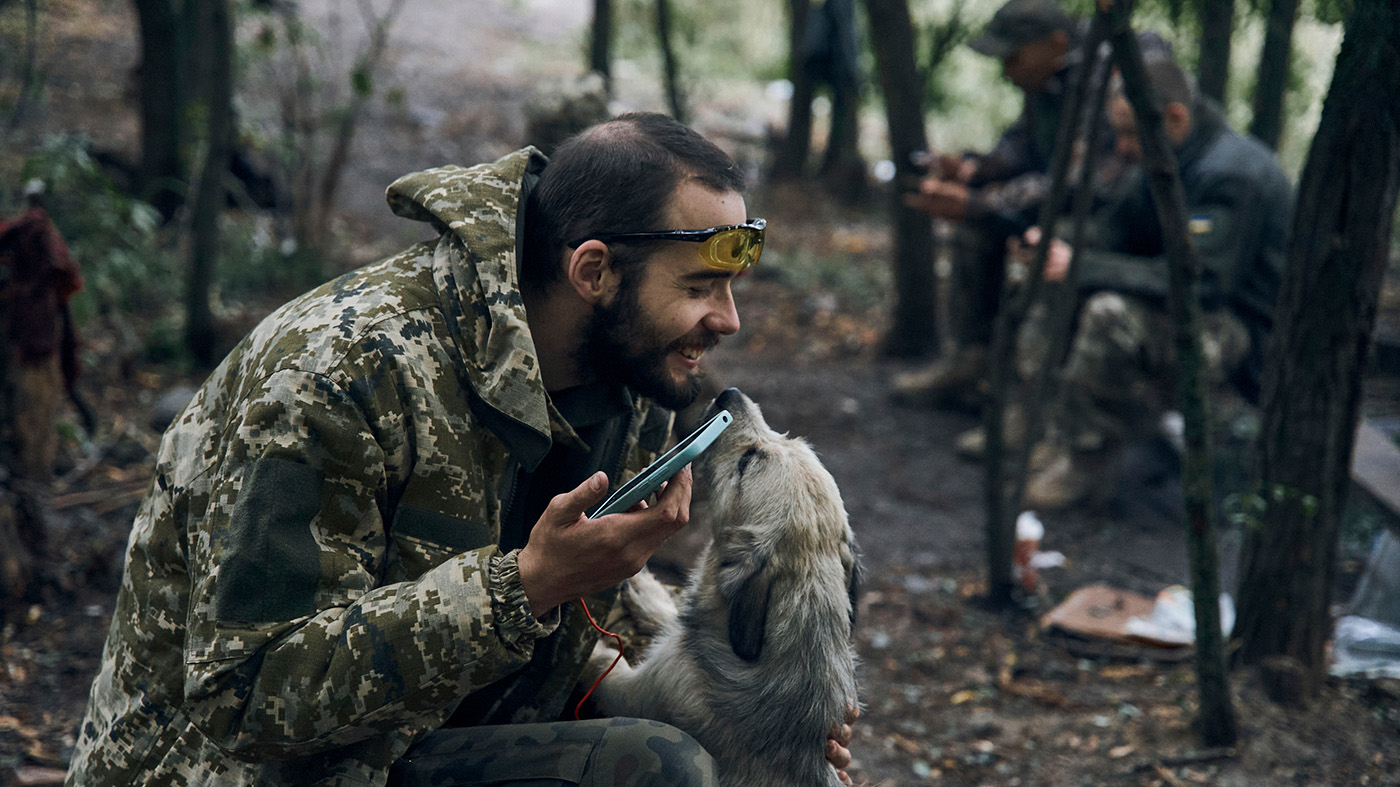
1164, 102, 1193, 144
1051, 29, 1070, 55
565, 240, 621, 306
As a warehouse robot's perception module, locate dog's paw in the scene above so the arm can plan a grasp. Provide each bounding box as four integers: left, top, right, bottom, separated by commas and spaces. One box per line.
583, 639, 627, 684
622, 569, 680, 635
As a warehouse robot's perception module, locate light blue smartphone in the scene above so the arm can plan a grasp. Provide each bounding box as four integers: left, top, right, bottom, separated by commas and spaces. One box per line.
589, 409, 733, 517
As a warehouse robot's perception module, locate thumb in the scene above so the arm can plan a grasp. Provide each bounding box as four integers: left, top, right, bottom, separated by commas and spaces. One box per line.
543, 470, 610, 526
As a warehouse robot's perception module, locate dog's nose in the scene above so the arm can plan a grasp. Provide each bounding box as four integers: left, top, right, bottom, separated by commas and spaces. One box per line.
714, 387, 744, 410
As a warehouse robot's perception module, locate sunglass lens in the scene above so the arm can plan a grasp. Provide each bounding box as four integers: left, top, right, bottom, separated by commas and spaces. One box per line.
704, 228, 762, 270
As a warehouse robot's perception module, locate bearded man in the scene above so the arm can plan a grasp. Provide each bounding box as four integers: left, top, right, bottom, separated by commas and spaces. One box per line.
69, 113, 855, 787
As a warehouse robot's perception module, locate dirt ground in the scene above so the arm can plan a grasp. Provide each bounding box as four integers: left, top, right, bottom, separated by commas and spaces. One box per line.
3, 1, 1400, 785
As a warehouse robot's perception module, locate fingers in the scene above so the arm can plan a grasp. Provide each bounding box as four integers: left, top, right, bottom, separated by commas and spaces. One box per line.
542, 471, 609, 527
825, 738, 852, 770
647, 465, 693, 533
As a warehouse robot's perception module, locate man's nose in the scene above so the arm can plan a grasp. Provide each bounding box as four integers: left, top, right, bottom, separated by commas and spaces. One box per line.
704, 284, 741, 335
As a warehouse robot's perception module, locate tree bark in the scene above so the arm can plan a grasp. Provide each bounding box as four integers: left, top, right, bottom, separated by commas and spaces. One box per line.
590, 0, 613, 91
980, 11, 1104, 607
1102, 1, 1239, 748
1196, 0, 1235, 105
655, 0, 686, 123
131, 0, 187, 220
1249, 0, 1301, 150
862, 0, 936, 358
185, 0, 233, 368
1235, 0, 1400, 697
774, 0, 815, 179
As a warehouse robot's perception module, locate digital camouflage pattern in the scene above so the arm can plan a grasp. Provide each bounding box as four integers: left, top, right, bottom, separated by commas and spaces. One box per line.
1036, 291, 1250, 450
387, 717, 718, 786
67, 148, 673, 787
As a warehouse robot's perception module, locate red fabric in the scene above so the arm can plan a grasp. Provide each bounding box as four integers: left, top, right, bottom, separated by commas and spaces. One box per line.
0, 207, 82, 365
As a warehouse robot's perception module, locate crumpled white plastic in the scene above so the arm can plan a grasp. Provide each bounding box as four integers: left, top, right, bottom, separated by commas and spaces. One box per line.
1124, 584, 1235, 646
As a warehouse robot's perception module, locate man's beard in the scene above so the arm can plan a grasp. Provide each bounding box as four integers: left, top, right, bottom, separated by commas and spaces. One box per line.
580, 280, 717, 411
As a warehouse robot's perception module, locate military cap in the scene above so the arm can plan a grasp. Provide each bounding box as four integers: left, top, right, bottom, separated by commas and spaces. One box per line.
969, 0, 1076, 59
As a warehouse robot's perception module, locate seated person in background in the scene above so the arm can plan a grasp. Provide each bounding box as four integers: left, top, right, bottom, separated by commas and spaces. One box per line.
894, 0, 1169, 412
1019, 55, 1293, 511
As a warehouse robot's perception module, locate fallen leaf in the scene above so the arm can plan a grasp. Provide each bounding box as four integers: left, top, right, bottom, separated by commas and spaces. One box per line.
949, 689, 977, 705
1110, 744, 1136, 758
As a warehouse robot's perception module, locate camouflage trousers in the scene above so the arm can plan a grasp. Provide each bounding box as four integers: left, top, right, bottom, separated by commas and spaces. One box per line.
386, 717, 718, 787
1020, 291, 1251, 451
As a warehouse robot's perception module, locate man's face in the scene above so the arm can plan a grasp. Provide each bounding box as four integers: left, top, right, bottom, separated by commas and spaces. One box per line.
1002, 33, 1067, 92
1109, 95, 1144, 164
1109, 94, 1191, 165
583, 182, 746, 410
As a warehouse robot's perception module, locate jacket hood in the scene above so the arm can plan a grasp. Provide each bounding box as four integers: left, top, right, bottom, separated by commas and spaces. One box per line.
384, 148, 557, 468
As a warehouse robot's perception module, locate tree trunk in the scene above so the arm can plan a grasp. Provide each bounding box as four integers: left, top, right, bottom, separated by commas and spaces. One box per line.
185, 0, 233, 368
774, 0, 815, 179
131, 0, 187, 220
655, 0, 686, 123
1196, 0, 1234, 105
817, 0, 865, 202
1105, 0, 1238, 747
981, 11, 1104, 607
1235, 0, 1400, 698
590, 0, 612, 91
1249, 0, 1301, 150
862, 0, 936, 358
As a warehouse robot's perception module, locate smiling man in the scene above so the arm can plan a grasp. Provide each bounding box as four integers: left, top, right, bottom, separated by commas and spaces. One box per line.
68, 113, 853, 787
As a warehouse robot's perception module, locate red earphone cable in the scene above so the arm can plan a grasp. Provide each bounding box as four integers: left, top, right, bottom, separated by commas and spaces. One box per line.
574, 597, 625, 721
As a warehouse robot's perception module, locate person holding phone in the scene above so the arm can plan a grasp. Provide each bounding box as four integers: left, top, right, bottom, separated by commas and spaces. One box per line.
70, 113, 857, 787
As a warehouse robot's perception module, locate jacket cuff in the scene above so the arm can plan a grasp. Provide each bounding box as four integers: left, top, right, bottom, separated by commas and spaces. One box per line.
490, 550, 559, 649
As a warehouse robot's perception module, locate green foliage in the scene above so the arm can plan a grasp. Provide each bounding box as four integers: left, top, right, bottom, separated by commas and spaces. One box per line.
1313, 0, 1353, 25
214, 216, 324, 301
10, 134, 179, 321
763, 241, 892, 312
609, 0, 788, 94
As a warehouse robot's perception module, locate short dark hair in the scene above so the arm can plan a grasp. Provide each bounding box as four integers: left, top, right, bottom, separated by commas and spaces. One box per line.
1114, 54, 1195, 112
521, 112, 745, 292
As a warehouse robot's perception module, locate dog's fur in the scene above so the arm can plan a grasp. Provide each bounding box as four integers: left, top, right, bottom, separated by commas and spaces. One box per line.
586, 388, 860, 787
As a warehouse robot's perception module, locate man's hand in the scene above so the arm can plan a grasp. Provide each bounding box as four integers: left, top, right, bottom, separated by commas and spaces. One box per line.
826, 705, 859, 786
902, 177, 971, 220
517, 468, 694, 617
1012, 226, 1074, 283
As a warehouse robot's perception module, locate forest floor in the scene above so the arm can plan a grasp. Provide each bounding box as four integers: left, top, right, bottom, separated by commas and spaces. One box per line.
3, 1, 1400, 785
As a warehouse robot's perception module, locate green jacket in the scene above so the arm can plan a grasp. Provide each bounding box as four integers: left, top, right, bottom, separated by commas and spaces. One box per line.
67, 149, 673, 786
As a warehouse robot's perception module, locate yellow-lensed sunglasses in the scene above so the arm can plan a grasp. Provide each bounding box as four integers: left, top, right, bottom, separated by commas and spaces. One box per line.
568, 218, 766, 272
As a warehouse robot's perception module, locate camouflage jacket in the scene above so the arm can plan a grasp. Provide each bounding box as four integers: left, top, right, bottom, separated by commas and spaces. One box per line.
67, 149, 674, 786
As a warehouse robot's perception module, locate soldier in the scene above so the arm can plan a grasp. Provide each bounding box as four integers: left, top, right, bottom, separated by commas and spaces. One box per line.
893, 0, 1168, 411
67, 114, 856, 786
1020, 56, 1292, 510
0, 178, 83, 484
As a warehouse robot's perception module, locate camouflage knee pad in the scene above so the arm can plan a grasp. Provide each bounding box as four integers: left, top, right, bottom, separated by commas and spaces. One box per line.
388, 717, 718, 787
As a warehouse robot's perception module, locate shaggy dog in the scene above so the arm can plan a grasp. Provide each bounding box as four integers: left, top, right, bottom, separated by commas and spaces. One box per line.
585, 387, 860, 787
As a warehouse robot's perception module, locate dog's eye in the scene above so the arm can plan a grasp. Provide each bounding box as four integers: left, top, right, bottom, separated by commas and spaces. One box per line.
737, 446, 760, 477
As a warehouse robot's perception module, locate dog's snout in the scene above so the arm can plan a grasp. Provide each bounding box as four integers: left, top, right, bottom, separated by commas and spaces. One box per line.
714, 387, 744, 410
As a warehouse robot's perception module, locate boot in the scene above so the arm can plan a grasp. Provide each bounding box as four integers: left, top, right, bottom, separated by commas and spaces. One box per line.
953, 405, 1026, 460
890, 345, 988, 412
1022, 446, 1102, 511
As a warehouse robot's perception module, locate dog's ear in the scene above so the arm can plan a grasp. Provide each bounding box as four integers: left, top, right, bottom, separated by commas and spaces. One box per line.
718, 534, 771, 662
847, 555, 862, 633
845, 532, 862, 632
